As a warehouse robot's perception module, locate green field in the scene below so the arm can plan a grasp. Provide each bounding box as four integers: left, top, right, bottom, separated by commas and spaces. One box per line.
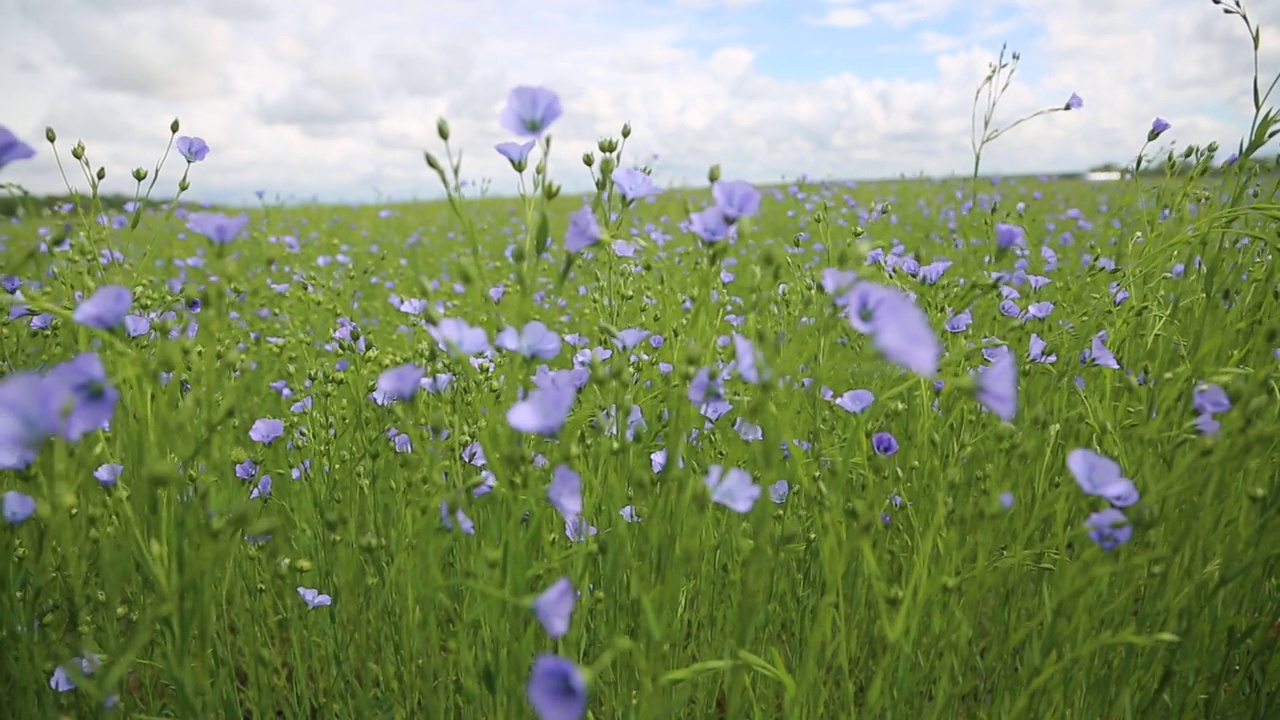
3, 55, 1280, 720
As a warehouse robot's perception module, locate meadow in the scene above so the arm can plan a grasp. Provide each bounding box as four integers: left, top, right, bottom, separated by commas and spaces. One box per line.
3, 9, 1280, 720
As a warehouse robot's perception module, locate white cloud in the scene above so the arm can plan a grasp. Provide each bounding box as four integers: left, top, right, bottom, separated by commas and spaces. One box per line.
807, 7, 874, 28
0, 0, 1276, 205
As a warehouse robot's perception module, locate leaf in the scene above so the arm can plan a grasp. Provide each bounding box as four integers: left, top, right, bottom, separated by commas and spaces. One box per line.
659, 659, 736, 685
534, 209, 551, 257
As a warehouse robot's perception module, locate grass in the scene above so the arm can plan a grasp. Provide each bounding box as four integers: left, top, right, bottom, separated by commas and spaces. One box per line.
3, 6, 1280, 718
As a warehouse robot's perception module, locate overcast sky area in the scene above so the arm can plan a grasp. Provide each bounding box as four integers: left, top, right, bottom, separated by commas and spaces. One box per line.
2, 0, 1278, 206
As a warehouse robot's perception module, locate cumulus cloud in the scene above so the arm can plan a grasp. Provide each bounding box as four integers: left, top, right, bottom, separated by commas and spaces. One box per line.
0, 0, 1276, 205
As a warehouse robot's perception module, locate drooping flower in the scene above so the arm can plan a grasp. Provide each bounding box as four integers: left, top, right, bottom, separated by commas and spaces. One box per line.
1148, 117, 1171, 142
297, 586, 332, 608
1064, 92, 1083, 110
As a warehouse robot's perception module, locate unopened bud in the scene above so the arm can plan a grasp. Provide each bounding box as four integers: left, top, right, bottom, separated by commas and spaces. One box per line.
132, 167, 148, 182
581, 151, 595, 168
543, 181, 561, 200
170, 118, 180, 134
436, 117, 450, 142
71, 142, 85, 160
178, 178, 190, 192
45, 127, 56, 143
424, 151, 444, 173
95, 166, 106, 181
620, 122, 631, 139
708, 164, 721, 183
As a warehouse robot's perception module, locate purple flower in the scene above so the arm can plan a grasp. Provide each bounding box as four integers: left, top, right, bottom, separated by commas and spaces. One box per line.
1085, 508, 1132, 551
0, 371, 60, 469
1085, 331, 1120, 369
46, 353, 118, 442
186, 212, 249, 244
547, 465, 583, 521
975, 350, 1018, 422
712, 180, 762, 222
999, 491, 1015, 509
995, 223, 1025, 250
611, 168, 661, 201
1067, 448, 1140, 507
428, 318, 491, 356
72, 285, 132, 329
769, 479, 790, 504
1064, 92, 1083, 110
687, 205, 733, 243
297, 586, 332, 608
509, 385, 577, 436
871, 431, 898, 456
249, 418, 284, 444
497, 321, 562, 359
496, 139, 536, 169
834, 389, 875, 414
500, 86, 563, 138
532, 577, 576, 639
48, 654, 101, 692
564, 206, 601, 253
375, 364, 425, 402
845, 283, 939, 377
732, 333, 765, 383
175, 136, 210, 163
1148, 117, 1171, 142
94, 463, 123, 488
1029, 333, 1057, 363
1192, 382, 1231, 415
3, 490, 36, 524
704, 465, 761, 513
0, 125, 37, 170
527, 654, 588, 720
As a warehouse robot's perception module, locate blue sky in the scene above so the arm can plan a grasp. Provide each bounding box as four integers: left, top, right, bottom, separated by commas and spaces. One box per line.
1, 0, 1277, 205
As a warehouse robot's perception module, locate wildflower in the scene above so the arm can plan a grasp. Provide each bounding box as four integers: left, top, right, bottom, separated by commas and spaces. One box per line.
46, 353, 118, 442
1148, 117, 1171, 142
834, 389, 875, 414
871, 431, 898, 456
704, 465, 761, 513
547, 465, 583, 522
687, 205, 733, 243
532, 577, 576, 639
975, 350, 1018, 422
0, 126, 37, 170
296, 586, 332, 608
500, 86, 563, 138
527, 654, 588, 720
769, 479, 790, 504
374, 364, 425, 402
428, 318, 491, 356
564, 206, 601, 253
249, 418, 284, 444
497, 321, 562, 360
1085, 508, 1132, 551
186, 212, 249, 244
1064, 92, 1083, 110
999, 491, 1015, 509
712, 180, 762, 222
48, 654, 102, 692
995, 223, 1025, 249
1192, 382, 1231, 415
611, 168, 661, 201
72, 285, 132, 329
495, 139, 536, 170
0, 372, 60, 469
94, 463, 122, 488
1066, 448, 1140, 507
175, 136, 210, 163
843, 282, 940, 377
508, 385, 577, 436
3, 490, 36, 524
1028, 333, 1057, 363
